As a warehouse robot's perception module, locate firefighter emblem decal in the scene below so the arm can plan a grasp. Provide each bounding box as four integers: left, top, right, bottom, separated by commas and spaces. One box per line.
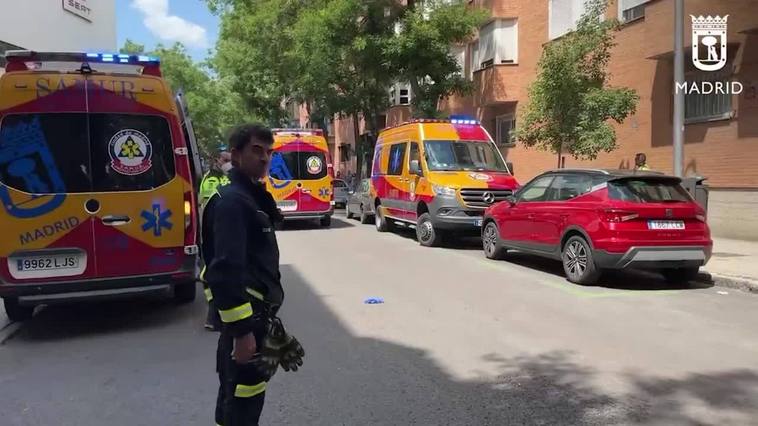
108, 129, 153, 175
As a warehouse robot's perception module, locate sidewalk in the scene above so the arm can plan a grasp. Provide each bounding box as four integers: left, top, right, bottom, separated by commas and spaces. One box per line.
703, 237, 758, 294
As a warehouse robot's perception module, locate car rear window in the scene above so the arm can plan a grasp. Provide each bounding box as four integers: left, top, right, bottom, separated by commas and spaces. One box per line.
0, 113, 176, 194
333, 180, 347, 188
270, 151, 328, 180
608, 178, 692, 203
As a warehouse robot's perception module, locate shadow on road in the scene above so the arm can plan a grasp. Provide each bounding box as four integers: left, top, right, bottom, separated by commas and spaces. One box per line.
267, 265, 757, 425
4, 292, 200, 343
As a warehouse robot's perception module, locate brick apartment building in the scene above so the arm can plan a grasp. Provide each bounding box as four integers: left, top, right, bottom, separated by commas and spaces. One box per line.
308, 0, 758, 239
444, 0, 758, 240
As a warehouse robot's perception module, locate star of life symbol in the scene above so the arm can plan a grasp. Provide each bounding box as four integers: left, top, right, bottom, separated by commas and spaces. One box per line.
691, 15, 728, 72
141, 204, 173, 236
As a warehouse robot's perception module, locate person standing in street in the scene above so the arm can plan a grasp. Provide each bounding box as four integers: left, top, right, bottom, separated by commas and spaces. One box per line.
202, 124, 303, 426
200, 148, 233, 208
199, 147, 233, 331
635, 152, 650, 171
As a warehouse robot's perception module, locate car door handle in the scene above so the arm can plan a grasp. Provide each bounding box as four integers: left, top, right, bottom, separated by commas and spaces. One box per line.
102, 215, 131, 225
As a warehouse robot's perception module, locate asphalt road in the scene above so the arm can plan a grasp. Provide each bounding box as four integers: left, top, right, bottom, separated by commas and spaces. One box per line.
1, 212, 758, 426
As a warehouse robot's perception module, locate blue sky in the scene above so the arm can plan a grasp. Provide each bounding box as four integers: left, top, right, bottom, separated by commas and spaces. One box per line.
116, 0, 219, 61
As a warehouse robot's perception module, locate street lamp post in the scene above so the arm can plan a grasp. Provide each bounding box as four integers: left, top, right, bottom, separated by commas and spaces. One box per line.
673, 0, 685, 177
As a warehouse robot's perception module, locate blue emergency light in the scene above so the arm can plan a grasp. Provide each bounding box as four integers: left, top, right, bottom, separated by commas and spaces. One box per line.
448, 115, 479, 125
85, 52, 160, 64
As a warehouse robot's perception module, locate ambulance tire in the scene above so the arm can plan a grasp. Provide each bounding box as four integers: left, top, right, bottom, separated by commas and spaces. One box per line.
320, 216, 332, 228
174, 282, 197, 304
416, 213, 443, 247
3, 298, 34, 322
375, 205, 392, 232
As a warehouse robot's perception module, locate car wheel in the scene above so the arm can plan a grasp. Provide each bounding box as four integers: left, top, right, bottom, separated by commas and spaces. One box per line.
562, 236, 600, 285
416, 213, 443, 247
346, 204, 353, 219
375, 205, 391, 232
174, 282, 197, 303
661, 267, 700, 284
320, 216, 332, 228
360, 205, 372, 224
3, 298, 34, 322
482, 221, 507, 260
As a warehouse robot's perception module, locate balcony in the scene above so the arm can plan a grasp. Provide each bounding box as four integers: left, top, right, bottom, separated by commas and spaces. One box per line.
473, 63, 522, 107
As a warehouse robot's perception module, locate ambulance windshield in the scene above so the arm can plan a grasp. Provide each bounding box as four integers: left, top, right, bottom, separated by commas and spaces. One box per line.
424, 140, 507, 172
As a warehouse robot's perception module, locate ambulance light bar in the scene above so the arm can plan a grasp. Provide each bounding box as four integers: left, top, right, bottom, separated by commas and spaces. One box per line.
4, 50, 162, 76
272, 128, 324, 136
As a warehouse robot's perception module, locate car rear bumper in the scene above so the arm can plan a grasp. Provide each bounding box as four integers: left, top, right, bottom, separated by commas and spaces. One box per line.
594, 245, 712, 269
0, 272, 195, 306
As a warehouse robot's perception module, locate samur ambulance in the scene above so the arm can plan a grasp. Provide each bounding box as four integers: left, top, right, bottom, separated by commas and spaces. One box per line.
266, 128, 335, 227
0, 51, 203, 321
371, 116, 520, 247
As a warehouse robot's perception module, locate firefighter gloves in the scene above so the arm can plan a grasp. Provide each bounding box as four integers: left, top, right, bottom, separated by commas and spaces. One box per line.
250, 317, 305, 376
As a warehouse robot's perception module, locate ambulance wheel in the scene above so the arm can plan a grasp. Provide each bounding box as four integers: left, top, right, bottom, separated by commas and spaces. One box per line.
320, 216, 332, 228
174, 282, 197, 304
375, 205, 392, 232
416, 213, 443, 247
3, 298, 34, 322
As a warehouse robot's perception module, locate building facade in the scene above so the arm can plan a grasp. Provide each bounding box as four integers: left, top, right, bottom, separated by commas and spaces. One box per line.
437, 0, 758, 240
0, 0, 116, 69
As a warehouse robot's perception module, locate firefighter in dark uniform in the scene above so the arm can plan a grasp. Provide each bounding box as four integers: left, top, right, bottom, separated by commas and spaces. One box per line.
202, 124, 303, 426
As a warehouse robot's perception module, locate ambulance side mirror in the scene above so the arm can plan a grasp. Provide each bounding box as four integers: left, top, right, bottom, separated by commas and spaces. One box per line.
410, 160, 422, 176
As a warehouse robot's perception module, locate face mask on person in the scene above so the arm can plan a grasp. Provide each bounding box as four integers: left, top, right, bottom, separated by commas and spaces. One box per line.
221, 162, 233, 174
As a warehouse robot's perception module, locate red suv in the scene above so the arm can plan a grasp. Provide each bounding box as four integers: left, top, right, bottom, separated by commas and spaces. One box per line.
481, 169, 712, 285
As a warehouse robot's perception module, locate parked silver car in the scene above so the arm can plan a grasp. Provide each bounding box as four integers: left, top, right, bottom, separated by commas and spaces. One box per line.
346, 178, 374, 224
333, 179, 349, 208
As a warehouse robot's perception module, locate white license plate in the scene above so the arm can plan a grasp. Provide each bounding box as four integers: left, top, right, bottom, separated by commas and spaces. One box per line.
277, 200, 298, 212
474, 219, 483, 227
8, 252, 86, 279
648, 220, 685, 230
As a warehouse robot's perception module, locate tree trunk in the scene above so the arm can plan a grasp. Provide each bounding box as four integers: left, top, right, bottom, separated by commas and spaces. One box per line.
352, 111, 361, 175
557, 143, 563, 169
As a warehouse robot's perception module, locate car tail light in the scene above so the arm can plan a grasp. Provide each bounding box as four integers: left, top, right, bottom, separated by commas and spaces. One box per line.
184, 200, 192, 229
601, 209, 639, 223
695, 214, 707, 223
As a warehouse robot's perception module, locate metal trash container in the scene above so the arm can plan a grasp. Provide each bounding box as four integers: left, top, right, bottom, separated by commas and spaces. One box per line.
681, 176, 709, 212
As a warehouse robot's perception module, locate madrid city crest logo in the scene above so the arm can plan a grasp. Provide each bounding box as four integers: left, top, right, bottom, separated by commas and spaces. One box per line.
691, 15, 729, 72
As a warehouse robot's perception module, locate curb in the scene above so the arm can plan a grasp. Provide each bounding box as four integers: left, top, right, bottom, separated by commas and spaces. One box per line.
0, 321, 23, 345
697, 272, 758, 294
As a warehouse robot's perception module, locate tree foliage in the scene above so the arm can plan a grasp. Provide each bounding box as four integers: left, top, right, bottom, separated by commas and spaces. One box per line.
516, 0, 639, 160
120, 39, 257, 157
207, 0, 485, 128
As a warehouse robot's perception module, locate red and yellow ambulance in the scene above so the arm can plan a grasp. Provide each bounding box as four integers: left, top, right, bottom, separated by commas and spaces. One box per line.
371, 116, 520, 247
266, 128, 334, 227
0, 51, 203, 321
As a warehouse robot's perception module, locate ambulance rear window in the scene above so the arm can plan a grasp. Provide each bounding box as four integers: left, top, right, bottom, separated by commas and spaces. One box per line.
0, 114, 91, 194
269, 151, 327, 180
0, 113, 175, 194
90, 114, 176, 192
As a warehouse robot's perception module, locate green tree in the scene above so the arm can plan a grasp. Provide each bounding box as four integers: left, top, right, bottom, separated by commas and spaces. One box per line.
118, 40, 258, 156
516, 0, 639, 162
385, 0, 487, 118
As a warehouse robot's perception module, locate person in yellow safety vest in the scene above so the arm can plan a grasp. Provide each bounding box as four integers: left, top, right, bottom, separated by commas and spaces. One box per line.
200, 148, 233, 208
200, 147, 232, 331
635, 152, 650, 171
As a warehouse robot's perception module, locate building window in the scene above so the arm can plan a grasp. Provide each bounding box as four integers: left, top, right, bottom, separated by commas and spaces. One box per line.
549, 0, 587, 40
496, 114, 516, 146
618, 0, 648, 23
468, 41, 479, 79
477, 19, 518, 70
399, 89, 410, 105
684, 70, 734, 123
451, 45, 466, 76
